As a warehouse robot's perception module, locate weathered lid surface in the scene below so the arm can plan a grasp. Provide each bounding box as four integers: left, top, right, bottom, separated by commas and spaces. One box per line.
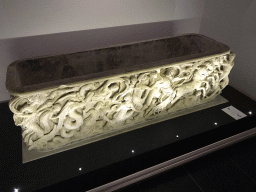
6, 33, 230, 94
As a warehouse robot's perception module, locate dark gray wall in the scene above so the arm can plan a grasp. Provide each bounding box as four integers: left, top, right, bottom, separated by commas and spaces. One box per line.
0, 0, 204, 39
200, 0, 256, 101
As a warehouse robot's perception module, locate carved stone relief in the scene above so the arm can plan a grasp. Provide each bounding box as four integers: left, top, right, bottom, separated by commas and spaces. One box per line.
9, 52, 235, 151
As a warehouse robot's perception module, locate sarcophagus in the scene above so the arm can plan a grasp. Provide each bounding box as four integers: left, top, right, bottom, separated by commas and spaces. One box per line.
6, 34, 235, 152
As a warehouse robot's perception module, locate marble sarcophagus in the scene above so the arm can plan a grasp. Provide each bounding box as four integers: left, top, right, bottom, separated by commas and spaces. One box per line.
6, 34, 235, 152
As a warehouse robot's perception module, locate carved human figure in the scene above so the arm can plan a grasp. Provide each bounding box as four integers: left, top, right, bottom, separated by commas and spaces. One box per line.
208, 53, 235, 96
78, 83, 95, 102
18, 116, 45, 147
169, 65, 210, 108
171, 64, 195, 87
112, 76, 137, 102
206, 70, 219, 89
80, 101, 105, 136
39, 103, 62, 134
143, 79, 174, 117
219, 52, 235, 88
132, 73, 151, 110
111, 105, 134, 127
93, 78, 124, 101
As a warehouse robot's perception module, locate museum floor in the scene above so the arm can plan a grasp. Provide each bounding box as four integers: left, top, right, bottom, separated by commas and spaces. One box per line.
117, 135, 256, 192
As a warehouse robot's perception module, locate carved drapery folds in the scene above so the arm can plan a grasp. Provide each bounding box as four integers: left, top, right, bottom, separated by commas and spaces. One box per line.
9, 52, 235, 151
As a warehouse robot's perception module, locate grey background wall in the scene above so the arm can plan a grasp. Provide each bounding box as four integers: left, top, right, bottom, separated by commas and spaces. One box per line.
2, 0, 256, 102
0, 0, 205, 101
0, 0, 205, 39
199, 0, 256, 101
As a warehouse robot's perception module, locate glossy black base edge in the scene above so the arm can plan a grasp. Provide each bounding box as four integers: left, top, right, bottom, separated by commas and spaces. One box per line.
36, 86, 256, 192
90, 127, 256, 192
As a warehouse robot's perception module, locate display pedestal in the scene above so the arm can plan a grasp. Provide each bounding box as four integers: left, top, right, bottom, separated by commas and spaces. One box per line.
1, 85, 256, 192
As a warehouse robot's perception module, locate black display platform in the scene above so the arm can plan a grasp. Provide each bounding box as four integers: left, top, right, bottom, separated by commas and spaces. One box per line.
1, 85, 256, 192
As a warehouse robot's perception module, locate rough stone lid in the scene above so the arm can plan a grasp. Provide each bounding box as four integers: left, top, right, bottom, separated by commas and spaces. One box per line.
6, 33, 230, 95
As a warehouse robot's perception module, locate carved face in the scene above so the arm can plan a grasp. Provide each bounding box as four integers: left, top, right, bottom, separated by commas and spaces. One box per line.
164, 68, 179, 77
194, 68, 208, 80
154, 107, 163, 115
13, 115, 23, 126
170, 68, 179, 77
150, 71, 158, 78
199, 69, 208, 79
